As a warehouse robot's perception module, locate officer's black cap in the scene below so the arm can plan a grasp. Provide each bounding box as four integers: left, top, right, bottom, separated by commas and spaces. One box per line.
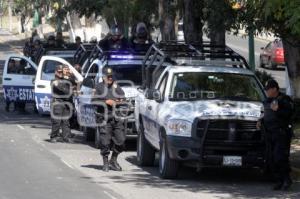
102, 67, 113, 77
264, 79, 279, 90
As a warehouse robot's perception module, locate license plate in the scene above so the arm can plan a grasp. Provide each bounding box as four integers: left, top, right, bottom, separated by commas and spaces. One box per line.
223, 156, 242, 166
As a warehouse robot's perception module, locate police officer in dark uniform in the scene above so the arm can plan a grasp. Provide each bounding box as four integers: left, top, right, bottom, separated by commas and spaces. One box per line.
50, 65, 73, 143
129, 22, 154, 51
99, 25, 129, 51
95, 67, 126, 172
263, 79, 294, 190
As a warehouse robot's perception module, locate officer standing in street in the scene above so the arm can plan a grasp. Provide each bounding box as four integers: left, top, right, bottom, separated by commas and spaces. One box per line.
94, 67, 126, 172
263, 79, 294, 191
50, 65, 74, 143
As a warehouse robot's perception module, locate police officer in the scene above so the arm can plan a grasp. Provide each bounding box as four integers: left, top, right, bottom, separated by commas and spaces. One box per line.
99, 25, 129, 51
50, 65, 73, 143
95, 67, 126, 172
129, 22, 154, 51
263, 79, 294, 190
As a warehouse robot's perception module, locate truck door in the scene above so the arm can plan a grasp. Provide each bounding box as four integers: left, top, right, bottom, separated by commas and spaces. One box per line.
2, 55, 37, 103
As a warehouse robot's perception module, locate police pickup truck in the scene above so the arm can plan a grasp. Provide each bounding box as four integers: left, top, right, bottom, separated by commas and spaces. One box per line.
135, 43, 267, 179
74, 44, 147, 148
2, 46, 81, 114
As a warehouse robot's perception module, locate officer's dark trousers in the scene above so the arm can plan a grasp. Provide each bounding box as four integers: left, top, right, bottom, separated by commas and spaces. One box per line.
269, 129, 292, 182
51, 103, 71, 139
99, 118, 126, 156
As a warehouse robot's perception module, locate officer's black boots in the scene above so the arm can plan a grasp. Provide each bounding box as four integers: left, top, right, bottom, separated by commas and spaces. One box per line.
109, 152, 122, 171
102, 156, 109, 172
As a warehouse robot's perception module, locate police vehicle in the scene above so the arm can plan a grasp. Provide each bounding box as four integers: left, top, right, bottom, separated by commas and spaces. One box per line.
135, 43, 267, 179
2, 47, 81, 115
74, 44, 147, 147
2, 55, 37, 105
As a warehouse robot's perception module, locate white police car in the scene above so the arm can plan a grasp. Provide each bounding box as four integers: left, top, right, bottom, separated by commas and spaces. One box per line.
2, 55, 37, 106
136, 43, 267, 179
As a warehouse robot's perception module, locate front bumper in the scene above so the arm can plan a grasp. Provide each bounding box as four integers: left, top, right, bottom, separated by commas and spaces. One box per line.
165, 136, 265, 168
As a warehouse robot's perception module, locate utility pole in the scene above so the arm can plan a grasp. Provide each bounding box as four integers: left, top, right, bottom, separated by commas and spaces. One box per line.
248, 28, 255, 71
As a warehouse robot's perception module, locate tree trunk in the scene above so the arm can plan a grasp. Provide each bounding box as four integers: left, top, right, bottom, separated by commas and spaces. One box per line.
183, 0, 203, 44
282, 38, 300, 98
209, 27, 226, 46
159, 0, 176, 42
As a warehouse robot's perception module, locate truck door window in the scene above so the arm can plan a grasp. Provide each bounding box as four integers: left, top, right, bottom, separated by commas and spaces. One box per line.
7, 57, 36, 75
83, 64, 99, 88
158, 73, 168, 99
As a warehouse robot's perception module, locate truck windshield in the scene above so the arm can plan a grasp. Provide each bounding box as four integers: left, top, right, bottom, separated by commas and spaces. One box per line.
169, 72, 265, 102
110, 64, 142, 86
41, 58, 74, 81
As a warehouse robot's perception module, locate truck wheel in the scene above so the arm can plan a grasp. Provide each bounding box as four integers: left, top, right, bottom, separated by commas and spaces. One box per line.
83, 126, 95, 142
159, 138, 179, 179
95, 127, 101, 149
137, 125, 155, 166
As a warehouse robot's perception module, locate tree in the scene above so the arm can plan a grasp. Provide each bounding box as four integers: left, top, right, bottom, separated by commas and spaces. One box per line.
67, 0, 157, 34
182, 0, 203, 44
159, 0, 177, 41
237, 0, 300, 98
203, 0, 237, 46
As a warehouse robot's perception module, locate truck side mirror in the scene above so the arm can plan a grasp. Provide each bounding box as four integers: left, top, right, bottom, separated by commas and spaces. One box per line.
146, 89, 162, 102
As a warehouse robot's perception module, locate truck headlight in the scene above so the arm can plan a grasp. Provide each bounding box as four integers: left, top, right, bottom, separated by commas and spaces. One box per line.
167, 119, 192, 137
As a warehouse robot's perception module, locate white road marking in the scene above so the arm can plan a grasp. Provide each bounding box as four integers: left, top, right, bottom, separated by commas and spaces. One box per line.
103, 191, 118, 199
17, 125, 25, 130
61, 159, 74, 169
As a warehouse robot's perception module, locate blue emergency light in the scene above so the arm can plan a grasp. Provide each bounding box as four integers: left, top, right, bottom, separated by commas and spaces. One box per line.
110, 55, 134, 59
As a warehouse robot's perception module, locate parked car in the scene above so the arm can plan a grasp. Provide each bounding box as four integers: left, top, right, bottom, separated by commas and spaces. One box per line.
259, 39, 285, 69
136, 43, 267, 179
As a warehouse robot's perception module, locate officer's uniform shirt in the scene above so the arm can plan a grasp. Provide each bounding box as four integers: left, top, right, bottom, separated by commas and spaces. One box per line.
263, 92, 294, 131
95, 82, 125, 115
51, 77, 72, 102
99, 37, 129, 51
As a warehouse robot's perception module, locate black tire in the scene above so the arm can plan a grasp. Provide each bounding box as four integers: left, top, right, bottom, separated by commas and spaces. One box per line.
137, 124, 156, 166
95, 127, 101, 149
159, 138, 179, 179
83, 126, 95, 141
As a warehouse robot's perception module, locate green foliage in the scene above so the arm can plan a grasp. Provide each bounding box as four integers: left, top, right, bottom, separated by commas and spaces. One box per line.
67, 0, 158, 28
203, 0, 239, 35
238, 0, 300, 41
254, 70, 273, 86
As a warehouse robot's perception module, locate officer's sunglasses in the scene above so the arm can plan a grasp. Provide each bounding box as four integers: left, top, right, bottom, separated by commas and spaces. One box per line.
56, 70, 63, 74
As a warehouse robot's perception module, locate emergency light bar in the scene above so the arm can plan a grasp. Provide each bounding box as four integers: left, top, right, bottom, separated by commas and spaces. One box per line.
110, 55, 134, 59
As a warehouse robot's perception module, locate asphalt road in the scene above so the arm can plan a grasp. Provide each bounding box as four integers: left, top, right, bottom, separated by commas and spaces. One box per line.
0, 111, 118, 199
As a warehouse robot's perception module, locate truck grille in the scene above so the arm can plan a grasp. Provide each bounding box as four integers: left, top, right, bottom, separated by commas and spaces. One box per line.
196, 120, 262, 142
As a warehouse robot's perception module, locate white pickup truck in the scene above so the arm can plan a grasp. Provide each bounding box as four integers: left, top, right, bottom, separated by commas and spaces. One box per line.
2, 51, 82, 114
135, 43, 267, 179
